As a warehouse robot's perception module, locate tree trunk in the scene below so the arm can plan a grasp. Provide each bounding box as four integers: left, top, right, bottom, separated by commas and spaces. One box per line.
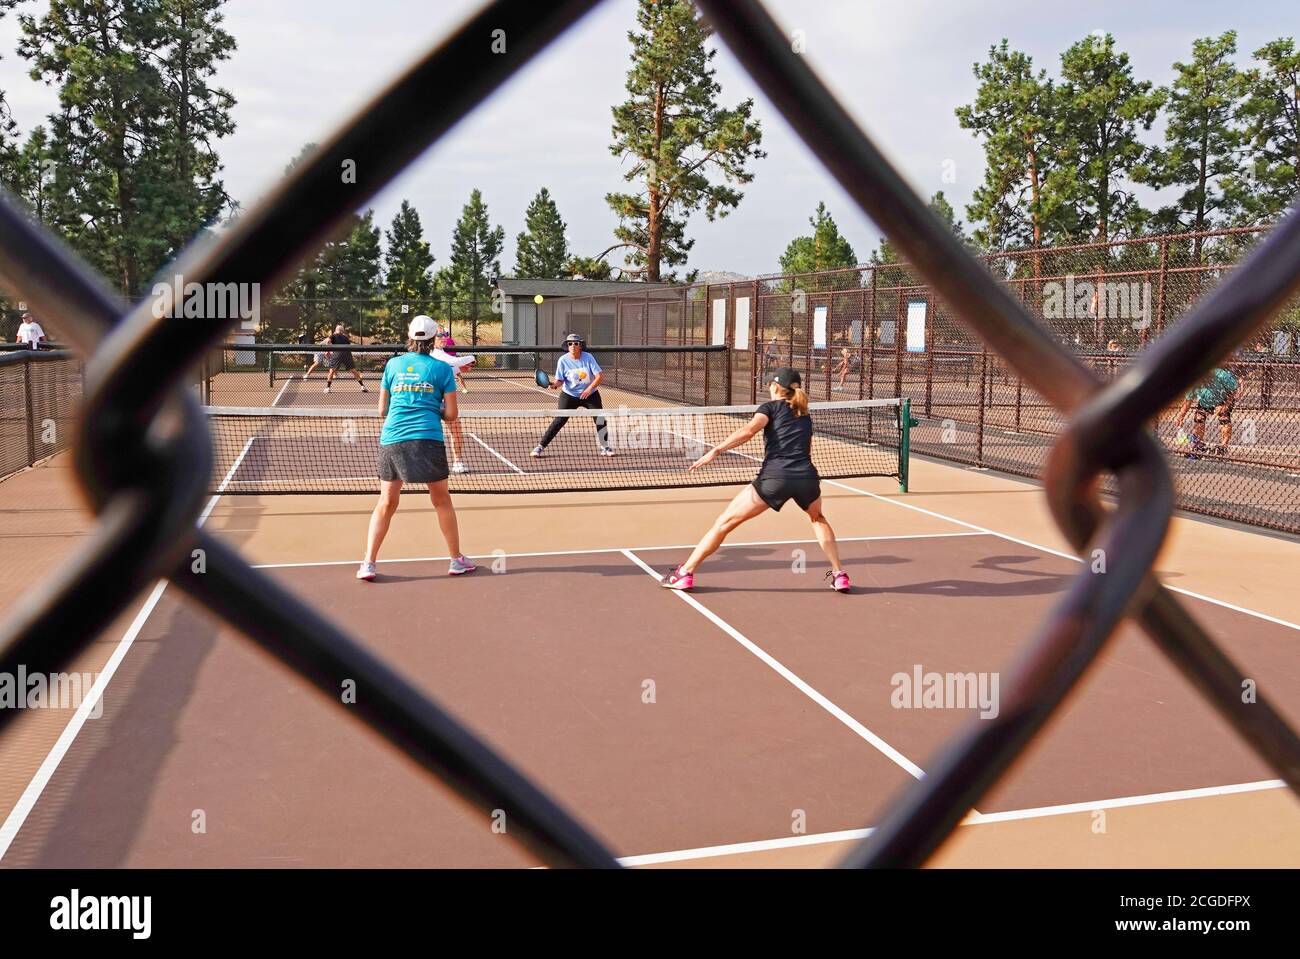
645, 82, 664, 282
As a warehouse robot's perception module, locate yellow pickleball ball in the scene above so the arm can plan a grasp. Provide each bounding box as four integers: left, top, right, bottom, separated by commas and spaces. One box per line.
534, 294, 544, 304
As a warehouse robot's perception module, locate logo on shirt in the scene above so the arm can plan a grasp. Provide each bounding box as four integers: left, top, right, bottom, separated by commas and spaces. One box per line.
407, 366, 414, 372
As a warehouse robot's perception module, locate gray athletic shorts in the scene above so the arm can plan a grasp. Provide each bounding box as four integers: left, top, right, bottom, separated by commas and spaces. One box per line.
378, 440, 449, 484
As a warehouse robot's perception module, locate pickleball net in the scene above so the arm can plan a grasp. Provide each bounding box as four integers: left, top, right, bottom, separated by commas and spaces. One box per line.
205, 397, 911, 495
202, 343, 732, 408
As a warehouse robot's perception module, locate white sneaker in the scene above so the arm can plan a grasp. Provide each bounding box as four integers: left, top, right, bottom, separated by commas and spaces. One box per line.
301, 373, 309, 381
324, 386, 331, 394
530, 445, 544, 458
451, 460, 469, 474
599, 446, 615, 457
356, 561, 377, 581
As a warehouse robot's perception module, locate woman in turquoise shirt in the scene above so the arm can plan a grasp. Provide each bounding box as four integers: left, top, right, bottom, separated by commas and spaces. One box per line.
356, 316, 477, 581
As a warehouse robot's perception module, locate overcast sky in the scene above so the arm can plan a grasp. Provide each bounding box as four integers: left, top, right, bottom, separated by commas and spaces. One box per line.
0, 0, 1293, 278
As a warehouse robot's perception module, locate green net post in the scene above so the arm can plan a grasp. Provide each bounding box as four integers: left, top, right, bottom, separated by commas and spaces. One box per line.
899, 396, 912, 493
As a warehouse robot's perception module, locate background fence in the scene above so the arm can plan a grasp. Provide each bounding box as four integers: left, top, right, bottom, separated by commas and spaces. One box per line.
0, 350, 82, 483
536, 226, 1300, 534
254, 297, 502, 345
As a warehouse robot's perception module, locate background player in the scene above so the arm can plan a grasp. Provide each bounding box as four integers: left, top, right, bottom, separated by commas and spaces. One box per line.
1171, 366, 1239, 459
531, 333, 614, 458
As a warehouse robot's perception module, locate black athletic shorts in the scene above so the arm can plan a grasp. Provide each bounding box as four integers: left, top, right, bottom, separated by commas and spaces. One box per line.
327, 351, 355, 371
378, 439, 449, 484
752, 472, 821, 511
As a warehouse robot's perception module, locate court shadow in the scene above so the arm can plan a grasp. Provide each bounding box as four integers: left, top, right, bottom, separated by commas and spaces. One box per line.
11, 594, 220, 867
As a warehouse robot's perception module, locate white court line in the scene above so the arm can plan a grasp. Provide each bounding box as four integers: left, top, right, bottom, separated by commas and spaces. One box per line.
619, 548, 927, 781
616, 778, 1287, 867
0, 437, 254, 862
823, 477, 1300, 634
465, 432, 525, 474
270, 376, 294, 407
247, 531, 990, 569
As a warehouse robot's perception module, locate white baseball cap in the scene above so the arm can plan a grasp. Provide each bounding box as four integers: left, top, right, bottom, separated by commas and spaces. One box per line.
408, 314, 437, 340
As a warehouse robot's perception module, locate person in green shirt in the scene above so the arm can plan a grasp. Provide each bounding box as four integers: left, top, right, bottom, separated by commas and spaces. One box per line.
1171, 367, 1239, 459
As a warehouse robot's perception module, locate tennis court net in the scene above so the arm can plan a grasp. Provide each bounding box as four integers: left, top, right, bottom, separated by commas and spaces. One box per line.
203, 343, 731, 408
205, 397, 911, 495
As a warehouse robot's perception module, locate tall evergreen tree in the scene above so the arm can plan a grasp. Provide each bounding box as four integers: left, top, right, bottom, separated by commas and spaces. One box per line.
1056, 33, 1165, 242
1232, 38, 1300, 222
152, 0, 237, 255
311, 209, 382, 338
4, 126, 58, 224
606, 0, 764, 281
1137, 32, 1245, 254
447, 188, 504, 329
779, 202, 857, 285
956, 41, 1071, 250
17, 0, 235, 292
514, 187, 569, 278
281, 142, 326, 335
384, 200, 434, 337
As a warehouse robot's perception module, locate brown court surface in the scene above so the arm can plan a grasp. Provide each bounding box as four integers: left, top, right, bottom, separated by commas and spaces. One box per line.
1, 446, 1299, 868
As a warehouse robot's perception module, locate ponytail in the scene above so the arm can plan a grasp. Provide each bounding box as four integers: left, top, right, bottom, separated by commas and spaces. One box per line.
775, 383, 809, 416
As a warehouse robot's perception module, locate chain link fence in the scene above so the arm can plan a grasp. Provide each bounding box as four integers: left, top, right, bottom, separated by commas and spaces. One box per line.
545, 226, 1300, 534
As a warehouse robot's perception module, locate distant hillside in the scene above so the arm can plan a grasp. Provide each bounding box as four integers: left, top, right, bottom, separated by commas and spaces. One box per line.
693, 270, 751, 284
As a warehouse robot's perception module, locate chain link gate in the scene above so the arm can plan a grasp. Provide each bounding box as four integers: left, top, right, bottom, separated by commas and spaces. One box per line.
0, 0, 1297, 869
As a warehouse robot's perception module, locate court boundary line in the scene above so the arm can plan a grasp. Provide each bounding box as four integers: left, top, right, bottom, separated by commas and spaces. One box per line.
618, 547, 928, 782
245, 531, 991, 569
0, 445, 252, 863
466, 432, 526, 474
822, 478, 1300, 635
616, 778, 1288, 866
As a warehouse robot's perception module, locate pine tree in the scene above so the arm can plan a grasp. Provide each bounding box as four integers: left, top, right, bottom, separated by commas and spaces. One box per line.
152, 0, 237, 256
514, 187, 569, 278
384, 200, 434, 338
779, 202, 857, 290
315, 210, 382, 337
606, 0, 763, 281
448, 188, 504, 332
1137, 32, 1245, 256
1231, 38, 1300, 222
956, 41, 1071, 250
1056, 33, 1165, 242
17, 0, 235, 292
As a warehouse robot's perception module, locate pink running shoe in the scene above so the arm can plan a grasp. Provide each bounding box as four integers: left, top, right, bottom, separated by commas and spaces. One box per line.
661, 564, 694, 591
827, 570, 851, 593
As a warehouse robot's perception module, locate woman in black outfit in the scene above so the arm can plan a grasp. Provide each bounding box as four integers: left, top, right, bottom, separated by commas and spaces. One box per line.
662, 367, 850, 593
323, 324, 369, 394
